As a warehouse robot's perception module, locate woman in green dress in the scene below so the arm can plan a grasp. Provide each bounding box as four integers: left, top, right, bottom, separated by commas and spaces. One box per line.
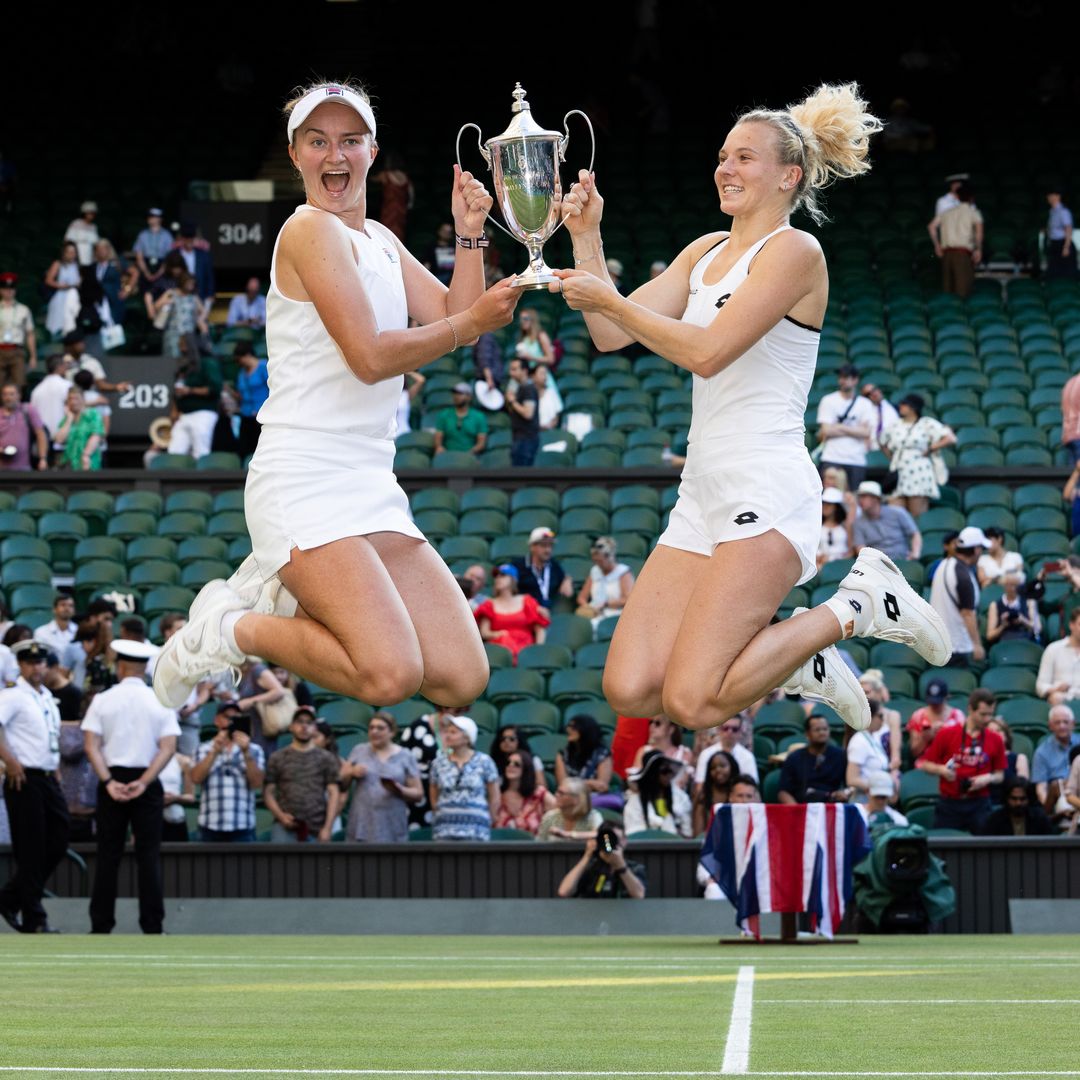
53, 385, 104, 470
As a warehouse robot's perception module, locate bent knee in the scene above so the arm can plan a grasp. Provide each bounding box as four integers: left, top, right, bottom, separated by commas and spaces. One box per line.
359, 663, 424, 706
425, 664, 489, 711
661, 682, 739, 732
603, 668, 662, 719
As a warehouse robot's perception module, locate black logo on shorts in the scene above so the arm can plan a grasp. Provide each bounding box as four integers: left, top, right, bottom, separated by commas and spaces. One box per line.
848, 599, 862, 614
884, 592, 900, 622
733, 511, 759, 526
812, 654, 826, 682
715, 292, 732, 310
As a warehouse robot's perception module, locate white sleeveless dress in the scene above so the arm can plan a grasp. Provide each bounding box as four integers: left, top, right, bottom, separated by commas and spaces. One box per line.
245, 206, 424, 579
656, 224, 823, 584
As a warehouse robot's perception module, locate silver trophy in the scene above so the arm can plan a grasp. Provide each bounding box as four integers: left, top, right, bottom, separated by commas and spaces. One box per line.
457, 83, 595, 290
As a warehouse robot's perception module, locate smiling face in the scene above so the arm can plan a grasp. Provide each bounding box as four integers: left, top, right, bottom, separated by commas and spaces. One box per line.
715, 122, 800, 217
289, 101, 377, 215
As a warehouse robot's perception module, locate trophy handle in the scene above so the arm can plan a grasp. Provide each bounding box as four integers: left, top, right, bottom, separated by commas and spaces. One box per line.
455, 122, 517, 242
551, 109, 596, 239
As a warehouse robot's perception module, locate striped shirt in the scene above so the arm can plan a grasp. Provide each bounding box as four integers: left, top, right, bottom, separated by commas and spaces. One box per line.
195, 739, 266, 832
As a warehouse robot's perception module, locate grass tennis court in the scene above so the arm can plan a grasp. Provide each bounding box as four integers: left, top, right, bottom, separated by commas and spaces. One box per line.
1, 934, 1078, 1078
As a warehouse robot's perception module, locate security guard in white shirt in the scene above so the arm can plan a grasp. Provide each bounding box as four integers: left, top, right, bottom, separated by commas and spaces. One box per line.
0, 640, 68, 933
81, 639, 180, 934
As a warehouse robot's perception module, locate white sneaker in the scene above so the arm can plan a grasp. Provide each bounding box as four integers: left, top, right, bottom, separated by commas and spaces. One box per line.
153, 580, 249, 708
781, 608, 871, 731
191, 554, 297, 620
839, 548, 952, 667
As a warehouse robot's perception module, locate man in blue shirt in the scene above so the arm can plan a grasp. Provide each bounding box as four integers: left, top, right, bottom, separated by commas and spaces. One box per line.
1046, 190, 1075, 279
1032, 705, 1080, 815
226, 278, 267, 328
233, 342, 269, 457
853, 481, 921, 562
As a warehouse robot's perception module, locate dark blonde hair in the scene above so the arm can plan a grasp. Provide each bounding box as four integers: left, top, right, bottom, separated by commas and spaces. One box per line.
283, 78, 375, 147
736, 83, 883, 225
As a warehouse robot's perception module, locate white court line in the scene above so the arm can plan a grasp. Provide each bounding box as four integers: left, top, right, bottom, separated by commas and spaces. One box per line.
757, 999, 1080, 1005
720, 965, 755, 1075
2, 1069, 1080, 1078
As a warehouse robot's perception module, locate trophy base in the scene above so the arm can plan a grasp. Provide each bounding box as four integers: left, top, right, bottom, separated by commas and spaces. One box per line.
510, 270, 558, 291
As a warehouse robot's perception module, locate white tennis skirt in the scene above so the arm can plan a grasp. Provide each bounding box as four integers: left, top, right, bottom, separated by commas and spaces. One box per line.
657, 435, 822, 586
245, 425, 425, 580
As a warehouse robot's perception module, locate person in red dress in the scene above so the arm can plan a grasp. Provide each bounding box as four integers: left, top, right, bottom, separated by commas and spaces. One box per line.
371, 151, 413, 241
494, 751, 555, 835
473, 564, 550, 664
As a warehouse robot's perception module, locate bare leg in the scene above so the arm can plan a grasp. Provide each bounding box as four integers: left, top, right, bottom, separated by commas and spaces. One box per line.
661, 530, 843, 730
601, 544, 711, 717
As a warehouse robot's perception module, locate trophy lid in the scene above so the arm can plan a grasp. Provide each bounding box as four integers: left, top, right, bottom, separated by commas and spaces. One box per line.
486, 83, 561, 145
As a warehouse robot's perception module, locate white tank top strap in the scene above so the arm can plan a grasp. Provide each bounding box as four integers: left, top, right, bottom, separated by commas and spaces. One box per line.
269, 205, 363, 301
689, 224, 792, 289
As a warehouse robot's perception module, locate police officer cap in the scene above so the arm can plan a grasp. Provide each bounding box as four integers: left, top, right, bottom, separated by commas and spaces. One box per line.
111, 639, 157, 662
11, 640, 49, 663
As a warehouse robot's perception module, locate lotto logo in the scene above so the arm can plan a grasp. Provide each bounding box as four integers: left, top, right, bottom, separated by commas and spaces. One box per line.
812, 654, 826, 682
848, 599, 863, 614
884, 592, 901, 621
733, 511, 759, 526
714, 292, 732, 310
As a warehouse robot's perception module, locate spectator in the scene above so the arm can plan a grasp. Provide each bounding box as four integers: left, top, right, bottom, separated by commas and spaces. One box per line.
429, 715, 500, 842
818, 487, 853, 568
557, 828, 646, 898
1063, 747, 1080, 823
494, 748, 555, 835
232, 343, 269, 458
506, 357, 540, 466
628, 716, 695, 791
167, 348, 223, 461
977, 528, 1024, 588
929, 525, 986, 667
852, 481, 921, 561
981, 779, 1053, 836
311, 721, 346, 836
649, 260, 668, 279
371, 150, 414, 241
190, 702, 265, 842
463, 564, 490, 611
692, 749, 739, 836
30, 354, 73, 437
864, 771, 908, 827
64, 201, 99, 266
695, 714, 759, 785
778, 714, 849, 804
233, 658, 288, 758
53, 386, 105, 471
926, 529, 960, 588
514, 527, 575, 609
226, 277, 266, 328
880, 394, 956, 519
132, 208, 173, 296
159, 748, 195, 841
1045, 188, 1075, 279
398, 705, 458, 831
935, 173, 969, 216
605, 258, 624, 293
611, 715, 651, 780
985, 570, 1040, 645
472, 333, 505, 394
1036, 606, 1080, 702
1065, 461, 1080, 537
927, 183, 983, 298
157, 272, 210, 364
729, 776, 762, 803
1031, 705, 1080, 816
555, 715, 615, 806
917, 688, 1005, 832
906, 676, 964, 759
816, 363, 874, 490
822, 465, 848, 494
0, 382, 47, 472
433, 382, 488, 456
537, 776, 603, 840
61, 331, 130, 394
856, 671, 902, 772
54, 654, 92, 842
0, 272, 37, 385
861, 381, 900, 450
576, 537, 634, 629
422, 222, 455, 285
396, 370, 425, 434
474, 564, 550, 663
34, 596, 77, 658
532, 363, 563, 430
91, 240, 128, 329
623, 750, 693, 836
173, 222, 215, 306
343, 712, 423, 843
987, 717, 1030, 804
489, 724, 545, 785
263, 707, 341, 843
514, 307, 556, 370
846, 702, 894, 803
44, 241, 83, 338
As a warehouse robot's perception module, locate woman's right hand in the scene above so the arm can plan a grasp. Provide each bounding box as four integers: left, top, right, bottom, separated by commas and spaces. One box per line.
560, 170, 604, 238
467, 277, 521, 335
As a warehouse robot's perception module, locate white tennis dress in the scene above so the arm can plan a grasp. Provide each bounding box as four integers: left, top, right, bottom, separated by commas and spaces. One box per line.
657, 224, 823, 584
245, 205, 424, 579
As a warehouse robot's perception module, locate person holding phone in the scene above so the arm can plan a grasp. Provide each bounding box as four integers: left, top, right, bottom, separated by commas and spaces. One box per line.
190, 702, 266, 842
342, 711, 423, 843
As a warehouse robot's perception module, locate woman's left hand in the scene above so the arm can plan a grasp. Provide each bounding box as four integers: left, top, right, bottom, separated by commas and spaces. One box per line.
547, 268, 619, 313
452, 164, 493, 238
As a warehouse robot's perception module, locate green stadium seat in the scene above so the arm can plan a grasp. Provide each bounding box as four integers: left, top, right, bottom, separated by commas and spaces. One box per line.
141, 586, 197, 619
195, 452, 243, 470
918, 508, 965, 533
919, 668, 976, 697
906, 805, 937, 830
819, 558, 856, 587
440, 536, 489, 563
490, 827, 536, 841
149, 453, 196, 470
176, 537, 228, 565
380, 699, 431, 727
987, 640, 1043, 668
15, 490, 63, 519
212, 490, 247, 514
460, 510, 510, 539
2, 559, 52, 588
490, 535, 530, 562
484, 642, 513, 670
958, 446, 1004, 468
227, 537, 252, 564
458, 487, 509, 515
879, 668, 916, 698
114, 492, 163, 517
548, 668, 604, 705
580, 431, 625, 454
1013, 484, 1062, 512
1018, 507, 1068, 534
562, 698, 615, 733
626, 430, 668, 451
837, 640, 869, 669
129, 560, 182, 588
1019, 531, 1069, 561
500, 700, 561, 735
979, 667, 1037, 699
518, 644, 573, 676
64, 491, 114, 534
595, 615, 620, 641
165, 490, 214, 516
9, 585, 55, 614
207, 512, 248, 540
486, 669, 545, 706
529, 732, 569, 769
395, 431, 435, 454
0, 511, 35, 537
107, 511, 156, 541
869, 641, 926, 671
432, 451, 479, 469
156, 512, 206, 541
510, 487, 560, 514
394, 449, 430, 470
899, 769, 940, 810
180, 560, 234, 590
509, 507, 558, 534
610, 507, 659, 538
545, 614, 594, 651
413, 510, 458, 540
621, 447, 664, 467
2, 536, 50, 563
964, 483, 1012, 512
560, 507, 609, 535
320, 698, 374, 732
574, 641, 610, 669
1009, 447, 1053, 468
761, 769, 783, 804
610, 485, 661, 512
611, 533, 647, 559
125, 537, 177, 566
575, 449, 620, 469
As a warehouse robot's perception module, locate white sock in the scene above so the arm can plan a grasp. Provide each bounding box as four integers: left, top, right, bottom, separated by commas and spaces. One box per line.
221, 610, 245, 656
823, 588, 872, 639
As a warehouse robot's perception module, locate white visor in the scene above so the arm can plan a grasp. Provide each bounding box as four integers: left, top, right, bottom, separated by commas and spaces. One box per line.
287, 85, 376, 143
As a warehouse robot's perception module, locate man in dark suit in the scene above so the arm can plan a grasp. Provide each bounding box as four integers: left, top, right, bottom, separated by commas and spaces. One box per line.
175, 223, 215, 308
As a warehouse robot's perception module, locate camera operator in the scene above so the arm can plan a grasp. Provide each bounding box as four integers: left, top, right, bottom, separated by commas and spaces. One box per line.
190, 702, 265, 842
557, 824, 646, 899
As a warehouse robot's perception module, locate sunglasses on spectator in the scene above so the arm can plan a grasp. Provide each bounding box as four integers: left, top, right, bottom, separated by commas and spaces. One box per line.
721, 724, 741, 733
649, 719, 665, 727
500, 732, 518, 742
506, 757, 523, 767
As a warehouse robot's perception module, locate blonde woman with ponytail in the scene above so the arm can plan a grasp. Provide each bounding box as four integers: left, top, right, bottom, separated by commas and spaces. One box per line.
552, 83, 951, 735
